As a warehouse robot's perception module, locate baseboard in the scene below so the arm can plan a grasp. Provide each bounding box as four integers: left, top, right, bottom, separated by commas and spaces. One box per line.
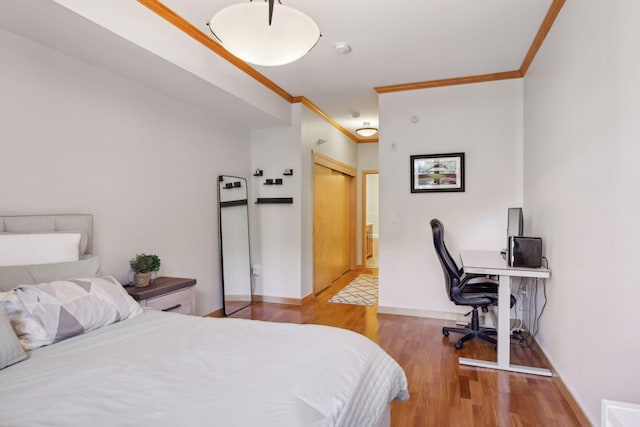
224, 295, 252, 301
206, 294, 314, 313
204, 308, 224, 317
529, 340, 592, 426
377, 306, 463, 321
253, 293, 313, 306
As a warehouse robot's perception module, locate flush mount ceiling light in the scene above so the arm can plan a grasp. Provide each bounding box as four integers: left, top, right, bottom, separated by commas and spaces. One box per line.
207, 0, 320, 67
356, 122, 378, 138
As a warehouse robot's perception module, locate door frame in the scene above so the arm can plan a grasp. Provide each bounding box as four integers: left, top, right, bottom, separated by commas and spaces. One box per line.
361, 170, 379, 267
312, 151, 357, 293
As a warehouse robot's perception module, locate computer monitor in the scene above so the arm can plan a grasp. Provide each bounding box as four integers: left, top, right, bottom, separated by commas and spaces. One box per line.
507, 207, 523, 237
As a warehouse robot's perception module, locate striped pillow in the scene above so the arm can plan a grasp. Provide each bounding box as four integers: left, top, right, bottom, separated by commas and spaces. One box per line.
1, 276, 142, 350
0, 302, 27, 369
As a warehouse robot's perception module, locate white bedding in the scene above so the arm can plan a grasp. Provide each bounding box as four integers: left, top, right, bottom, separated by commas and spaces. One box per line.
0, 310, 409, 427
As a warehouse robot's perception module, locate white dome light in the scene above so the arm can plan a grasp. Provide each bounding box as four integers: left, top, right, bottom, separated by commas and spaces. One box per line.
208, 2, 320, 67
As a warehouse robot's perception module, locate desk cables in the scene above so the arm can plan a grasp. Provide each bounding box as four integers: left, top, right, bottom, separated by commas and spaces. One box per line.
516, 257, 549, 348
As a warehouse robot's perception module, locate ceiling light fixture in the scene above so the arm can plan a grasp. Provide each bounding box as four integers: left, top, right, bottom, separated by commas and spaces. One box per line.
356, 122, 378, 138
207, 0, 320, 67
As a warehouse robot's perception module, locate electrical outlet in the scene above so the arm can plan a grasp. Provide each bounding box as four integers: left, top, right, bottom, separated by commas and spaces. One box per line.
252, 264, 261, 276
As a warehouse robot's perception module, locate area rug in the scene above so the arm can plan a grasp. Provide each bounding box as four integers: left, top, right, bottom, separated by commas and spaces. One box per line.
328, 274, 378, 306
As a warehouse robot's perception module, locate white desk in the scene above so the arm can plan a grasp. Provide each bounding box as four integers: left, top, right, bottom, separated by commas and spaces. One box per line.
459, 250, 552, 377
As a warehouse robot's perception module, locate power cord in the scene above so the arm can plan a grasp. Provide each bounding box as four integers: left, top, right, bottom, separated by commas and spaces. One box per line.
519, 257, 550, 347
511, 277, 525, 333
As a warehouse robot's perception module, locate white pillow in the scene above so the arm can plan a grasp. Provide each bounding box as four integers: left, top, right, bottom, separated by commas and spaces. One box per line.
0, 233, 81, 267
0, 231, 88, 255
1, 276, 142, 350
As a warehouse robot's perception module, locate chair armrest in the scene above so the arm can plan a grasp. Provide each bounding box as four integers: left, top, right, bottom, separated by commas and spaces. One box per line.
459, 274, 497, 290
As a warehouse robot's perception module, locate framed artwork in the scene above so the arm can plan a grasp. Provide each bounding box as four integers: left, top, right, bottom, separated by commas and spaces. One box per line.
410, 152, 465, 193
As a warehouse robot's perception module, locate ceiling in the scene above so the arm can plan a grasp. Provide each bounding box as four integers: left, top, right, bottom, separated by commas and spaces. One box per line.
0, 0, 556, 139
160, 0, 554, 136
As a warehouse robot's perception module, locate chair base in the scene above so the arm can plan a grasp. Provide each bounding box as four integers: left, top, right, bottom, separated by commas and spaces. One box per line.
443, 326, 497, 349
443, 306, 497, 349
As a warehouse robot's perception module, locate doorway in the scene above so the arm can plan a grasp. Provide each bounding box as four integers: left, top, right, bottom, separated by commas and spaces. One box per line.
362, 171, 379, 268
313, 152, 356, 295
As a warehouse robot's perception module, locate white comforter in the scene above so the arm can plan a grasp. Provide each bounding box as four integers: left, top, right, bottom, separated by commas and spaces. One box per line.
0, 310, 409, 426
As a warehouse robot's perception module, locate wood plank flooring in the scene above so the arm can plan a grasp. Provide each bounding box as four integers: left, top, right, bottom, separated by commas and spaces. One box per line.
230, 270, 589, 426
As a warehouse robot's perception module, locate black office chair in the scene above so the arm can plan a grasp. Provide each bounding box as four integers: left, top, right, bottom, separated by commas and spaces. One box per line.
430, 218, 514, 350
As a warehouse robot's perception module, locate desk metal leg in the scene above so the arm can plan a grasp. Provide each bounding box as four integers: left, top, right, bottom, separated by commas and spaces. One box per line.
497, 275, 511, 368
459, 274, 552, 377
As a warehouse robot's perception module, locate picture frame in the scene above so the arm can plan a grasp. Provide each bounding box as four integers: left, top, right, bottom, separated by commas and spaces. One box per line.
410, 152, 465, 193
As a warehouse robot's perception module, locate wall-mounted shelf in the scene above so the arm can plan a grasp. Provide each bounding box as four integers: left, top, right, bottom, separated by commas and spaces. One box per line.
264, 178, 283, 185
220, 199, 248, 208
256, 197, 293, 204
223, 181, 242, 189
254, 169, 294, 177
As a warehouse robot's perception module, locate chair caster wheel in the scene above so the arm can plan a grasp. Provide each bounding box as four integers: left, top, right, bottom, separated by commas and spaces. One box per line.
443, 330, 449, 337
455, 341, 463, 350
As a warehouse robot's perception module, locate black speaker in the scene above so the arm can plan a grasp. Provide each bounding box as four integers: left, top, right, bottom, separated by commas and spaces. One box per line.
508, 236, 542, 268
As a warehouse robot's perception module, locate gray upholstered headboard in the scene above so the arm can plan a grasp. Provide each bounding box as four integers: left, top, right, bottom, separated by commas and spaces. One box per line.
0, 214, 94, 254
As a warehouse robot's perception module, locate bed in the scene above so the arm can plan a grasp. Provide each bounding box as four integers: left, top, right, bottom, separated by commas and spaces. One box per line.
0, 215, 409, 427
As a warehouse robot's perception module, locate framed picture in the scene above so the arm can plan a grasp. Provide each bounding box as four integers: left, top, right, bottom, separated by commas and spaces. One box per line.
410, 152, 465, 193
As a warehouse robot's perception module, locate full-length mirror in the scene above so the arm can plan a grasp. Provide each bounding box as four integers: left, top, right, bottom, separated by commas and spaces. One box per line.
218, 175, 252, 315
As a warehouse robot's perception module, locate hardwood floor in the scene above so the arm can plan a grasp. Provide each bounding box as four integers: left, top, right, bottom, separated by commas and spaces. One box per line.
230, 270, 588, 426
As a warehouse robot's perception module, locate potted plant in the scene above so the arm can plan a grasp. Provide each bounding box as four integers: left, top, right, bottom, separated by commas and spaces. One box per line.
129, 253, 161, 288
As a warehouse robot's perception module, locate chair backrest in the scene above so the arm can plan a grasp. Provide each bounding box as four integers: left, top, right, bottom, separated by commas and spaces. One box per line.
429, 219, 462, 300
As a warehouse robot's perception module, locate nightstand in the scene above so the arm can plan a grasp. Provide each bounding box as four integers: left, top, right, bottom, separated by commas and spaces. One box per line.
126, 277, 196, 315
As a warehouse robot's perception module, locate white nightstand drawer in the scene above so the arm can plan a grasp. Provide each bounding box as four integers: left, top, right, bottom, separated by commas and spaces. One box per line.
144, 287, 193, 315
127, 277, 197, 316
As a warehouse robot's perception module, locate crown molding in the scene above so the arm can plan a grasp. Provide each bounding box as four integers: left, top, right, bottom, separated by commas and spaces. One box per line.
519, 0, 566, 76
293, 97, 378, 143
374, 70, 522, 94
137, 0, 565, 144
375, 0, 565, 94
137, 0, 293, 103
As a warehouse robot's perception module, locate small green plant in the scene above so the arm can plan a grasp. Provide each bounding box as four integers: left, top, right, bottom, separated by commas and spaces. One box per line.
129, 253, 161, 273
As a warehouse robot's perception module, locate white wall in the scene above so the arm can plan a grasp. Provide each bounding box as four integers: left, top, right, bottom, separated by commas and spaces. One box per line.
249, 104, 357, 300
522, 1, 640, 423
356, 144, 379, 264
377, 79, 523, 316
366, 174, 379, 237
0, 29, 251, 315
250, 109, 302, 299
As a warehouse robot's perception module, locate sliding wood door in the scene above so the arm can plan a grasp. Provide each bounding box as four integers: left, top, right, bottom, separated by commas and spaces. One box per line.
313, 152, 356, 295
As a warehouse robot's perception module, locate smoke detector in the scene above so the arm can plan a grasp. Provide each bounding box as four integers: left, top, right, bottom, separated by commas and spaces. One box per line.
334, 42, 352, 55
